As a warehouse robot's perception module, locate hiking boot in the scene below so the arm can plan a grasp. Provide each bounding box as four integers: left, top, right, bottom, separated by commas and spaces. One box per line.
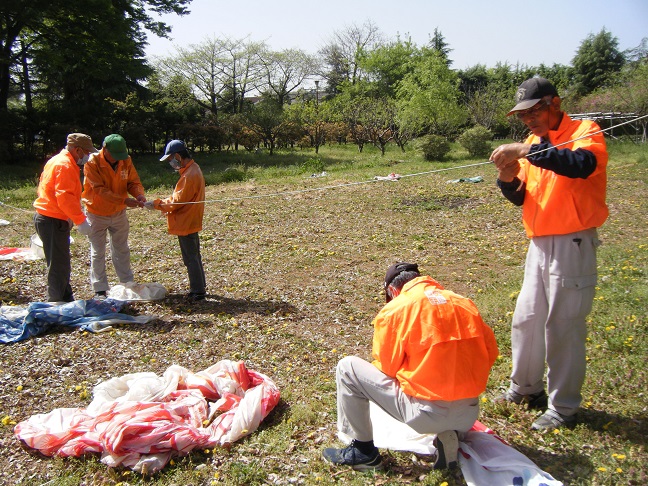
532, 409, 577, 431
322, 440, 384, 471
432, 430, 459, 470
496, 389, 548, 410
94, 291, 107, 301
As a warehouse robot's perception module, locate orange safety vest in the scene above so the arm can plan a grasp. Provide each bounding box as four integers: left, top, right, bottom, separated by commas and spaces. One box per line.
154, 160, 205, 236
372, 276, 499, 402
518, 114, 608, 237
82, 149, 145, 216
33, 149, 86, 225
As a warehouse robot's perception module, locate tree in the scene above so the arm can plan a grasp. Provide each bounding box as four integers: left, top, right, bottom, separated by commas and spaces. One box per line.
624, 37, 648, 64
396, 50, 468, 138
0, 0, 191, 157
572, 29, 625, 96
428, 28, 453, 67
245, 99, 285, 155
161, 36, 266, 120
359, 36, 419, 98
318, 20, 383, 94
258, 48, 317, 106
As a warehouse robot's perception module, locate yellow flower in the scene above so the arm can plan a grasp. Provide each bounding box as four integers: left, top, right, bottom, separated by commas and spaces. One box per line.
597, 467, 607, 472
616, 468, 623, 473
16, 385, 23, 392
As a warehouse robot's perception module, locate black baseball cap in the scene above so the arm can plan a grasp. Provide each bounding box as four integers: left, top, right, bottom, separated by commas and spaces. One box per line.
384, 262, 419, 302
507, 77, 558, 116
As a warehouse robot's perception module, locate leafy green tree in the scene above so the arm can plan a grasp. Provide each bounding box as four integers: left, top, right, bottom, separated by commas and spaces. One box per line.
245, 98, 285, 155
147, 72, 200, 145
0, 0, 191, 157
572, 29, 625, 96
396, 50, 468, 138
458, 64, 491, 99
359, 36, 419, 99
535, 63, 573, 94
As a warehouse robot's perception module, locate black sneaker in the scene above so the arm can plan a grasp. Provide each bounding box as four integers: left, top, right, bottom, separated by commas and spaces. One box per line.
496, 389, 548, 410
186, 292, 206, 302
322, 440, 384, 471
433, 430, 459, 469
94, 291, 107, 301
532, 409, 577, 431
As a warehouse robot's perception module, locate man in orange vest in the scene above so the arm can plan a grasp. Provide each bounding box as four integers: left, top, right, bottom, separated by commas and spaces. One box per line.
322, 263, 498, 471
145, 140, 206, 301
82, 134, 146, 299
33, 133, 96, 302
490, 77, 608, 430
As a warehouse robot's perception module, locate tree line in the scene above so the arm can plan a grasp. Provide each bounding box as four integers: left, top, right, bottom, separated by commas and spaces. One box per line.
1, 3, 647, 162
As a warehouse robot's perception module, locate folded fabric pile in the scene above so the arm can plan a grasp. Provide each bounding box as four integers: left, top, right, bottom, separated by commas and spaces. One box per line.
0, 299, 153, 344
14, 360, 281, 474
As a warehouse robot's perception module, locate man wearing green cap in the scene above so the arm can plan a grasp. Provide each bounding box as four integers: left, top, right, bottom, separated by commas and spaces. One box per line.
82, 134, 147, 299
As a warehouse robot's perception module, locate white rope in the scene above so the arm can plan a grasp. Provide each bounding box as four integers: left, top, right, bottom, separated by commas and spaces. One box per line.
2, 114, 646, 212
0, 201, 34, 213
151, 113, 648, 206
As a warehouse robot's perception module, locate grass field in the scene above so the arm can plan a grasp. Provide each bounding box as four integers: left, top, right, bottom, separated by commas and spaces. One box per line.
0, 140, 646, 485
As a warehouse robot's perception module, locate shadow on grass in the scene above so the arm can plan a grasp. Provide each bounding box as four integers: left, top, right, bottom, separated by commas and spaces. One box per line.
154, 293, 299, 317
578, 407, 648, 446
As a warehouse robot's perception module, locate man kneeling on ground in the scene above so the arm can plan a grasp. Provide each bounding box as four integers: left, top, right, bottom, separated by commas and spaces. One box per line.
322, 263, 499, 471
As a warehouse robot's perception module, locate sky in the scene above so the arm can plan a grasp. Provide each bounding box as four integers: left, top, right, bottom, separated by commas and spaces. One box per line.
145, 0, 647, 70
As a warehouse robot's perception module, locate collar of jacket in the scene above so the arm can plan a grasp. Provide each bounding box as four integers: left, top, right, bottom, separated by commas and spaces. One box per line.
401, 275, 445, 295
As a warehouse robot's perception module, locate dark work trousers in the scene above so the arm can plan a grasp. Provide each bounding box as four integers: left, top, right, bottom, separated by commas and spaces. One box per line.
34, 213, 74, 302
178, 232, 206, 295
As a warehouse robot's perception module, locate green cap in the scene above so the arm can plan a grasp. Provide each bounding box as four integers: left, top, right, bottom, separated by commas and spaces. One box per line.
103, 134, 129, 161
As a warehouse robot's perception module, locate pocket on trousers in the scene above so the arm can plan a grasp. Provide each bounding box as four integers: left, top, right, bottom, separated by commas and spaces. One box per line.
562, 274, 597, 290
557, 274, 597, 319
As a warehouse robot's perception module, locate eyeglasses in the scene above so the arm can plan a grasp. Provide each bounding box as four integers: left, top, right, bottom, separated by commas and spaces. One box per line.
516, 100, 550, 120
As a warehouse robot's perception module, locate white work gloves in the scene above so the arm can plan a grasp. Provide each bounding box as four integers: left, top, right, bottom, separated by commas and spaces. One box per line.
144, 201, 155, 210
77, 220, 92, 236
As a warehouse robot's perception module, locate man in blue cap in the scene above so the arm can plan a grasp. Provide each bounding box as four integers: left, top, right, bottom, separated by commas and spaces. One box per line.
146, 140, 206, 301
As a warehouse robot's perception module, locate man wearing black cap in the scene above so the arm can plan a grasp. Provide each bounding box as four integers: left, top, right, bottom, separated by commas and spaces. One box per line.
490, 77, 608, 430
322, 263, 498, 471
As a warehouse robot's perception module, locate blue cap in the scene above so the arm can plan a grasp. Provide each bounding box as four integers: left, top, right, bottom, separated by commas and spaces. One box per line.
160, 140, 187, 161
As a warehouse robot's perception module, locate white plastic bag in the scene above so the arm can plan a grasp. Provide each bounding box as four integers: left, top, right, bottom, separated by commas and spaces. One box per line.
108, 282, 167, 301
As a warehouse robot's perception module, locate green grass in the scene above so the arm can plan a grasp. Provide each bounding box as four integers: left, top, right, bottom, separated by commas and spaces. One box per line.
0, 139, 646, 485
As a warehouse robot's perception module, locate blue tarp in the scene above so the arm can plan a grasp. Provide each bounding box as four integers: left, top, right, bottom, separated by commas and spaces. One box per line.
0, 299, 154, 344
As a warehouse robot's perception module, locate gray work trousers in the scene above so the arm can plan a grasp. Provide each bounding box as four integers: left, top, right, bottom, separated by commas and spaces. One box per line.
178, 232, 206, 294
87, 210, 134, 292
510, 228, 599, 417
34, 213, 74, 302
336, 356, 479, 442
